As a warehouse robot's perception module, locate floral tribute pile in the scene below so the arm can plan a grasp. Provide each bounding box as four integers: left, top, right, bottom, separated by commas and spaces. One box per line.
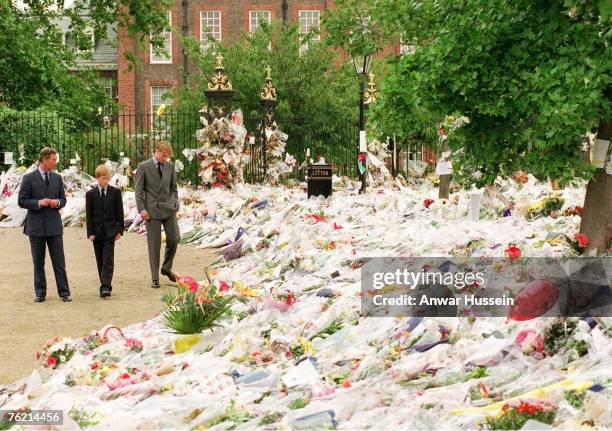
194, 109, 250, 188
262, 125, 297, 184
1, 170, 610, 430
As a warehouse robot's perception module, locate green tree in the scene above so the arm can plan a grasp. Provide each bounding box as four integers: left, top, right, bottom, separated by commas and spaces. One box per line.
177, 21, 360, 169
0, 0, 172, 118
372, 0, 611, 253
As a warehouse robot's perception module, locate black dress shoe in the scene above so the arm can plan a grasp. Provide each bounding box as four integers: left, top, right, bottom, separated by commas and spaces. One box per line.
161, 269, 177, 282
151, 280, 160, 289
100, 290, 111, 298
34, 297, 45, 303
60, 296, 72, 302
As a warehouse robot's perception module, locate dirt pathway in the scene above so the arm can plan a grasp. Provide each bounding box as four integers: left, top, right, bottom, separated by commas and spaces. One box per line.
0, 227, 217, 384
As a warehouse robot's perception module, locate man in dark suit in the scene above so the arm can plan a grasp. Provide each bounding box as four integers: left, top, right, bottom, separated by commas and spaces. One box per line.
135, 141, 180, 289
86, 164, 124, 298
17, 147, 71, 302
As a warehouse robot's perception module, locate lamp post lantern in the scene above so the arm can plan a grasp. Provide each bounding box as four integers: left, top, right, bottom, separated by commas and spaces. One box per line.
352, 53, 372, 193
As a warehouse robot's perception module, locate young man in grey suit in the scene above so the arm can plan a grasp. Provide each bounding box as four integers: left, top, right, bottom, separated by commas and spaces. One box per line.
18, 147, 72, 302
135, 141, 180, 289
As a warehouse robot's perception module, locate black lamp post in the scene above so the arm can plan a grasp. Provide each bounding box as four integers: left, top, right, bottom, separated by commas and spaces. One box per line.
352, 53, 372, 193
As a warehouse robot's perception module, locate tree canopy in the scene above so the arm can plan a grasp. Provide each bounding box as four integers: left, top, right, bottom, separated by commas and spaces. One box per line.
0, 0, 171, 116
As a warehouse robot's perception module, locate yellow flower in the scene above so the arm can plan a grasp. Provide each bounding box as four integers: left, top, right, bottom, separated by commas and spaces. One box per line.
156, 104, 167, 116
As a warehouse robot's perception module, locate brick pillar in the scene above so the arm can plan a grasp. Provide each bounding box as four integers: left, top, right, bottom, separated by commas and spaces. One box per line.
117, 26, 136, 129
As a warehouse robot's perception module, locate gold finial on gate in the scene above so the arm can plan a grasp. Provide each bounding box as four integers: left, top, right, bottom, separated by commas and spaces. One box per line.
260, 65, 277, 101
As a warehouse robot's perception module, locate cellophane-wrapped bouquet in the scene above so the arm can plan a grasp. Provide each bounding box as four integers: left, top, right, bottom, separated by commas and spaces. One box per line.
366, 138, 391, 187
195, 110, 249, 188
263, 125, 296, 184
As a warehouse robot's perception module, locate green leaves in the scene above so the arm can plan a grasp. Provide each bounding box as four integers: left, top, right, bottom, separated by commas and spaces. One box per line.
159, 287, 240, 335
372, 0, 611, 184
1, 1, 171, 114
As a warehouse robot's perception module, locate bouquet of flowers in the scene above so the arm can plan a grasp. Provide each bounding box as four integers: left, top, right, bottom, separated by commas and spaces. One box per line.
525, 193, 565, 219
159, 274, 243, 334
365, 139, 391, 187
263, 125, 296, 184
484, 399, 557, 430
194, 110, 249, 188
36, 336, 76, 369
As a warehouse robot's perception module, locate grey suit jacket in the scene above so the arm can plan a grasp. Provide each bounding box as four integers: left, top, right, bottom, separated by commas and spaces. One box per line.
17, 170, 66, 237
135, 158, 179, 220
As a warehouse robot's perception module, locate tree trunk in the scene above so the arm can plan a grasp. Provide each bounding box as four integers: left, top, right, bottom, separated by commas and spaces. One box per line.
439, 174, 451, 199
579, 120, 611, 255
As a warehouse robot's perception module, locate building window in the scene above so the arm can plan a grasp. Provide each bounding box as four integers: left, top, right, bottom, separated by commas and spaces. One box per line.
299, 10, 320, 40
299, 10, 320, 53
200, 11, 222, 49
151, 86, 172, 112
249, 10, 271, 33
150, 11, 172, 64
97, 77, 115, 99
64, 31, 95, 55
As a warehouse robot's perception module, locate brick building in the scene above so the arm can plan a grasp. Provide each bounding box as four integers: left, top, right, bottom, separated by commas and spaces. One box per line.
117, 0, 334, 116
66, 1, 404, 117
117, 0, 404, 116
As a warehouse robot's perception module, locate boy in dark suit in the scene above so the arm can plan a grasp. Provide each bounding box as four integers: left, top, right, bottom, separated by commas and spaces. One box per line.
86, 164, 124, 298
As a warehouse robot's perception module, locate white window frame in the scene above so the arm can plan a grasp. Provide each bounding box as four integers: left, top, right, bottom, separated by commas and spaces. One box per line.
64, 30, 95, 55
200, 10, 222, 50
299, 10, 321, 41
151, 86, 173, 114
249, 10, 271, 34
298, 10, 320, 54
150, 11, 173, 64
97, 77, 115, 99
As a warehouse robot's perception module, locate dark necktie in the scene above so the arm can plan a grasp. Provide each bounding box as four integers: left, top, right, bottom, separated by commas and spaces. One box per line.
44, 172, 50, 187
101, 188, 106, 198
157, 163, 163, 178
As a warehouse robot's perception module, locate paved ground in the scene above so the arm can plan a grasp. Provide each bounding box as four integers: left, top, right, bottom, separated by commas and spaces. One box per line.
0, 227, 216, 384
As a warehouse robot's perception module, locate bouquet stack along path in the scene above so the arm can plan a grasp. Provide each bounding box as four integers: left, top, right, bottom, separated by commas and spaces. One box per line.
194, 109, 249, 188
263, 125, 296, 184
366, 138, 391, 187
2, 169, 610, 430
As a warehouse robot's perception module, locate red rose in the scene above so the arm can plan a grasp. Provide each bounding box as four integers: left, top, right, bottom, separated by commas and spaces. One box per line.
574, 233, 588, 248
46, 355, 57, 367
423, 198, 435, 209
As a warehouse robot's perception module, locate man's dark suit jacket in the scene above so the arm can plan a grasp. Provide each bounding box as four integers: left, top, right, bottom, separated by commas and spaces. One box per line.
85, 185, 124, 239
17, 170, 66, 237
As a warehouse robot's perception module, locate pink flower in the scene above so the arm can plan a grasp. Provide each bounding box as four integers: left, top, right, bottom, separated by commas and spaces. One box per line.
46, 355, 57, 367
177, 275, 199, 293
285, 293, 295, 305
333, 223, 343, 230
574, 233, 588, 248
219, 280, 230, 291
514, 330, 544, 353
